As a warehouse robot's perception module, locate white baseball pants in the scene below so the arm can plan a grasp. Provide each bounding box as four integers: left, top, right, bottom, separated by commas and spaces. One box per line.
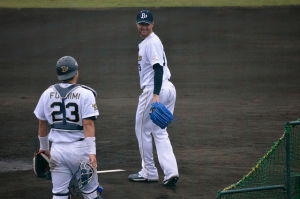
50, 141, 99, 199
135, 80, 179, 181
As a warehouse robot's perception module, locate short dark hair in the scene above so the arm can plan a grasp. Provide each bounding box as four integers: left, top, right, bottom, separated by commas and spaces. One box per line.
62, 76, 75, 83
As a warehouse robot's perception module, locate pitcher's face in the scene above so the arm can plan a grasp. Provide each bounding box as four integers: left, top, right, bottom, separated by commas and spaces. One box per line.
137, 23, 154, 38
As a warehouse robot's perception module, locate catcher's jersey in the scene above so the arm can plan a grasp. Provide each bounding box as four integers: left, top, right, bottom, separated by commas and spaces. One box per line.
34, 83, 99, 143
138, 32, 171, 89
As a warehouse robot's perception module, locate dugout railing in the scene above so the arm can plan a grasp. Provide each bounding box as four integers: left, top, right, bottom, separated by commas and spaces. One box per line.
217, 120, 300, 199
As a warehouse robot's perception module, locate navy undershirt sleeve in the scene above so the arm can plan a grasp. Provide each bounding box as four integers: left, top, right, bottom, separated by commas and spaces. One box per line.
83, 116, 97, 120
153, 63, 164, 95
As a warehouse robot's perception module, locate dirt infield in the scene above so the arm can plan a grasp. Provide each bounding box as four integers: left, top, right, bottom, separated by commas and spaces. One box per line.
0, 7, 300, 199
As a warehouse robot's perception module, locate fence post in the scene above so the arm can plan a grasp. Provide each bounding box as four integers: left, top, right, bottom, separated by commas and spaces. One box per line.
285, 124, 291, 199
217, 191, 221, 199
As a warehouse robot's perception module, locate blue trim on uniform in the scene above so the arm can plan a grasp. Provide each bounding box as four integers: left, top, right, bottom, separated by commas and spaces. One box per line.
84, 116, 97, 121
81, 186, 99, 194
53, 192, 70, 196
50, 122, 83, 130
81, 84, 97, 97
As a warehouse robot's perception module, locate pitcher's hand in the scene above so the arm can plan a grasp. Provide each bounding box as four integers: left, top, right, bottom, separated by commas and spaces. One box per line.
152, 94, 159, 104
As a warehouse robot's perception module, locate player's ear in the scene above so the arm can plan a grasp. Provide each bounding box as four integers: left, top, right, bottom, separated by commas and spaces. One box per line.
74, 71, 79, 82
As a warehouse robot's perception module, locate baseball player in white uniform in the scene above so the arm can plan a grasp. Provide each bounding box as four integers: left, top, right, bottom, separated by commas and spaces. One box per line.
128, 10, 179, 186
34, 56, 103, 199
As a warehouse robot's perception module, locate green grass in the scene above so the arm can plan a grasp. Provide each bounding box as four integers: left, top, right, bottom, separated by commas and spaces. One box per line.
0, 0, 300, 8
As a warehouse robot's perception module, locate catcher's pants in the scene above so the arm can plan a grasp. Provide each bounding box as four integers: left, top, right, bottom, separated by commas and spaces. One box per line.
135, 80, 179, 181
50, 141, 99, 199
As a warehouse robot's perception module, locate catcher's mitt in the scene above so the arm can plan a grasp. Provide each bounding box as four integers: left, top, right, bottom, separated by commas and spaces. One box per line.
149, 102, 174, 129
33, 152, 51, 180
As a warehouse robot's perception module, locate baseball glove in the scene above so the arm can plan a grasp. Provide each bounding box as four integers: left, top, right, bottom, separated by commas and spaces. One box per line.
32, 152, 51, 180
149, 102, 174, 129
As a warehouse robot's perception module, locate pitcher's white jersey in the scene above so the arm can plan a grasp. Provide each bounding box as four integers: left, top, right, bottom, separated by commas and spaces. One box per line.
34, 83, 99, 143
138, 32, 171, 89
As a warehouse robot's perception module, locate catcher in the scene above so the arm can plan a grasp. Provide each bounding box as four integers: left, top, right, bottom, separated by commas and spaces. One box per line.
33, 56, 103, 199
128, 10, 179, 186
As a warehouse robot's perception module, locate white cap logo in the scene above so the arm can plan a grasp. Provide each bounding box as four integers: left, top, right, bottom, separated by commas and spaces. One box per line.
141, 13, 147, 19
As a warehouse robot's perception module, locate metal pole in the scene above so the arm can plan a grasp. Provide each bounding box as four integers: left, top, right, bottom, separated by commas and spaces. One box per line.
217, 185, 286, 198
286, 124, 291, 199
297, 176, 300, 199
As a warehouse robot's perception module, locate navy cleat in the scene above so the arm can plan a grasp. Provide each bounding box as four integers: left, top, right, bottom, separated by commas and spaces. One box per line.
163, 175, 179, 186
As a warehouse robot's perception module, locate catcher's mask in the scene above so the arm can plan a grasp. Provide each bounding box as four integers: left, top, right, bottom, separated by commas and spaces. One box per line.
69, 161, 97, 196
79, 161, 96, 187
32, 152, 51, 180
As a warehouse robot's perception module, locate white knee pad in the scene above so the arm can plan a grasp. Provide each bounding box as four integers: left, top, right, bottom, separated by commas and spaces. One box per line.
52, 195, 69, 199
82, 186, 103, 199
82, 190, 98, 199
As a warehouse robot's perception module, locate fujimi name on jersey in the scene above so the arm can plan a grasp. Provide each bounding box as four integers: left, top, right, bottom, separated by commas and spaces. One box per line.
49, 92, 80, 100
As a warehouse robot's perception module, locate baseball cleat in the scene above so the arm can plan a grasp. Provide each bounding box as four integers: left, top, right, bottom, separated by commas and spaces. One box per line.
98, 193, 103, 199
128, 173, 158, 182
163, 175, 179, 186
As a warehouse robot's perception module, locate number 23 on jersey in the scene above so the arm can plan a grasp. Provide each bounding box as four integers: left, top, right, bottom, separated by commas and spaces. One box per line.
50, 102, 79, 123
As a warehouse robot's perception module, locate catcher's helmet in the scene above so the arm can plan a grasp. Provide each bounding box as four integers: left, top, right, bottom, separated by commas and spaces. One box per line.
56, 56, 78, 81
136, 10, 153, 25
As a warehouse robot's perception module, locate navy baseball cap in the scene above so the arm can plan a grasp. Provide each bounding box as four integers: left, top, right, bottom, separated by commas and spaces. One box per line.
136, 10, 153, 25
56, 56, 78, 81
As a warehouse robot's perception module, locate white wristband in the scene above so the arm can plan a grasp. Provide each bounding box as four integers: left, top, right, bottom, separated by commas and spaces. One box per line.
38, 136, 49, 151
86, 137, 96, 155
